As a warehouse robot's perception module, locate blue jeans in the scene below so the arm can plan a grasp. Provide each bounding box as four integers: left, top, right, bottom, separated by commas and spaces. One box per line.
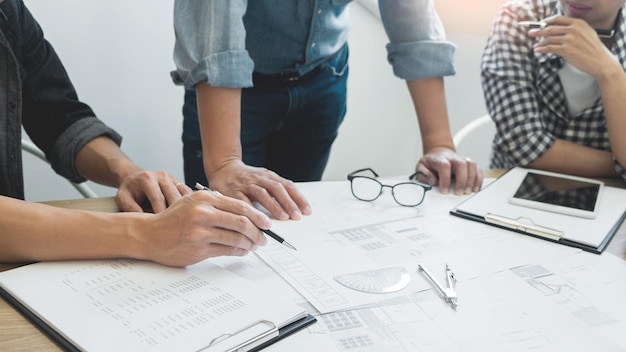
182, 44, 349, 186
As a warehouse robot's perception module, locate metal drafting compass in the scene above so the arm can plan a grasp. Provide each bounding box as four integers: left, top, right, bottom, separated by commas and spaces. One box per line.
417, 263, 458, 309
334, 266, 410, 294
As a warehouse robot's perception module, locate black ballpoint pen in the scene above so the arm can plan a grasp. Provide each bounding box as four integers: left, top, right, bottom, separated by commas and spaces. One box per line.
260, 228, 297, 251
194, 183, 297, 250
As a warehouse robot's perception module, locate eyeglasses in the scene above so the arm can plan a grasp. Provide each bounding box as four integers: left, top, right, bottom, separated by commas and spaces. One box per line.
347, 168, 432, 207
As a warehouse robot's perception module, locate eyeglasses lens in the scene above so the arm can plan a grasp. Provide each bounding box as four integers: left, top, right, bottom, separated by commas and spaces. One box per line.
351, 177, 382, 201
392, 183, 425, 206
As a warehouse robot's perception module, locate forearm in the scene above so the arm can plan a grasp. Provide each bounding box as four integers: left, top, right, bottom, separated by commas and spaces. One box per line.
530, 139, 618, 177
0, 197, 147, 263
406, 77, 455, 153
596, 63, 626, 168
75, 136, 143, 188
196, 83, 243, 176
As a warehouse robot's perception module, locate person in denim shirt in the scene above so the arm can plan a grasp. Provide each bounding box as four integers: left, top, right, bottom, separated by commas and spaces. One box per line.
172, 0, 484, 221
0, 0, 271, 266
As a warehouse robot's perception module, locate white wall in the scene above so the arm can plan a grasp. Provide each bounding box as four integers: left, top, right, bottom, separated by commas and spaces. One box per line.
24, 0, 184, 201
22, 0, 503, 201
325, 2, 419, 181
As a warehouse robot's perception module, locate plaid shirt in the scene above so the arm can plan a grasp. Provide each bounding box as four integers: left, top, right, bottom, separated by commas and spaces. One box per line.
481, 0, 626, 181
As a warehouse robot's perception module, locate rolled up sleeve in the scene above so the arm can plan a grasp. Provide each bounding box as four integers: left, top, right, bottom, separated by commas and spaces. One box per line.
379, 0, 456, 80
171, 0, 254, 89
49, 117, 122, 183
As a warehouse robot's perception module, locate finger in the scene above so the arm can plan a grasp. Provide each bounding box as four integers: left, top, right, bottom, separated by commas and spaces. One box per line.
156, 180, 188, 211
204, 243, 250, 258
434, 163, 453, 195
202, 212, 267, 248
144, 172, 184, 213
114, 191, 145, 213
464, 159, 477, 194
165, 230, 254, 267
283, 182, 312, 215
462, 158, 481, 194
246, 184, 291, 220
543, 15, 577, 26
194, 191, 270, 244
159, 243, 251, 267
215, 192, 272, 231
452, 159, 469, 195
530, 23, 572, 41
203, 226, 261, 251
177, 182, 194, 196
143, 184, 169, 213
415, 163, 438, 187
473, 168, 484, 193
258, 177, 312, 219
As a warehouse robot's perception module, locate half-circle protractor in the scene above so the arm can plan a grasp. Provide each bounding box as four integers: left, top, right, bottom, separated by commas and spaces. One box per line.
333, 266, 410, 294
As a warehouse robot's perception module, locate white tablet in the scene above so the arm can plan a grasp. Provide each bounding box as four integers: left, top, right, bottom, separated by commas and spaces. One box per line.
508, 169, 603, 219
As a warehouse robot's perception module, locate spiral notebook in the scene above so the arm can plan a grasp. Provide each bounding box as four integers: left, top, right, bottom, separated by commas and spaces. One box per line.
0, 258, 315, 352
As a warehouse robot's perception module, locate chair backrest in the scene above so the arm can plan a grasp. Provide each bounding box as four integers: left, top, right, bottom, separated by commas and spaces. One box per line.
21, 139, 98, 198
452, 114, 495, 170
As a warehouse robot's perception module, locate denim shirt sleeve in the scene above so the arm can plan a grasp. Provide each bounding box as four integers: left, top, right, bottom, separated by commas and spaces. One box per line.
172, 0, 254, 89
378, 0, 456, 80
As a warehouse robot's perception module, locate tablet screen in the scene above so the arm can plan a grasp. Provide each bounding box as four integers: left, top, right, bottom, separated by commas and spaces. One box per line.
512, 172, 601, 212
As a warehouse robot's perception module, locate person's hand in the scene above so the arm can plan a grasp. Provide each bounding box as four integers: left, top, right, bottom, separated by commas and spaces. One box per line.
415, 147, 483, 195
206, 160, 312, 220
115, 170, 193, 213
530, 16, 619, 79
136, 190, 270, 267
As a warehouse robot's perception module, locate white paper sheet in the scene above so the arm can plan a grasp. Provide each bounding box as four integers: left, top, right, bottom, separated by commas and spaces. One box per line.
264, 252, 626, 352
0, 259, 307, 352
256, 180, 579, 314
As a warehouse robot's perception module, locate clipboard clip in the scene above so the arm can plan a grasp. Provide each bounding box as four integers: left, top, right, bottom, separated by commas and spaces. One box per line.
202, 319, 279, 352
484, 213, 564, 240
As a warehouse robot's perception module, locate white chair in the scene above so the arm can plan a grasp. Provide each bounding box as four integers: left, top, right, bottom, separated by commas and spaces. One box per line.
21, 139, 98, 198
453, 114, 493, 146
452, 114, 495, 169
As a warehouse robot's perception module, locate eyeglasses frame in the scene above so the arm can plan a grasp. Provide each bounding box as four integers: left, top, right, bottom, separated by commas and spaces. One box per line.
347, 167, 433, 207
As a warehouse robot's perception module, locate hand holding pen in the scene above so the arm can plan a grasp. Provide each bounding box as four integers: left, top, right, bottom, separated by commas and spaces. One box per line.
521, 16, 618, 76
195, 183, 297, 250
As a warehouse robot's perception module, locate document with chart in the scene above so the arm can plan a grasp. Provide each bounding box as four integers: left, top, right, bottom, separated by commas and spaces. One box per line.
265, 251, 626, 352
0, 259, 313, 352
256, 180, 579, 314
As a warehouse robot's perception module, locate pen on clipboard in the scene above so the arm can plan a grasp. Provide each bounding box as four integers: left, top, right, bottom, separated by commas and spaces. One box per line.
194, 182, 297, 250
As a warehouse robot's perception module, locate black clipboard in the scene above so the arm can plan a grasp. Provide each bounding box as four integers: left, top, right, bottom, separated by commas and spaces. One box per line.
450, 168, 626, 254
0, 258, 317, 352
0, 285, 316, 352
450, 206, 625, 254
0, 285, 80, 352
